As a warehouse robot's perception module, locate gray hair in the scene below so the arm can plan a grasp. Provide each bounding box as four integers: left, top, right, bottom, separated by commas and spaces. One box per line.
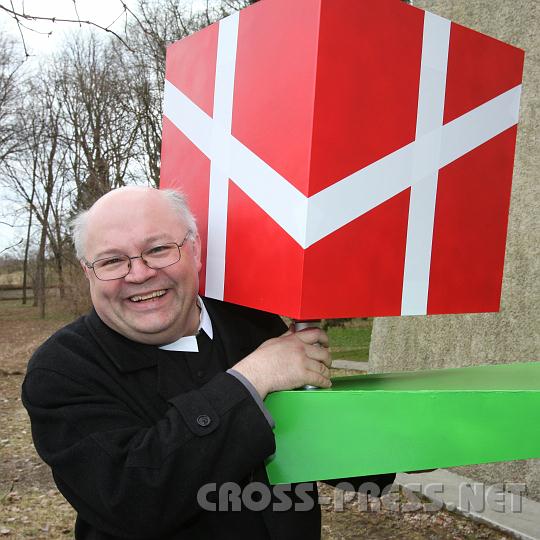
161, 188, 198, 236
70, 188, 198, 259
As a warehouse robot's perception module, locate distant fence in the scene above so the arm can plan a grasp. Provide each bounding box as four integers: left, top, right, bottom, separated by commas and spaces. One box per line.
0, 285, 59, 301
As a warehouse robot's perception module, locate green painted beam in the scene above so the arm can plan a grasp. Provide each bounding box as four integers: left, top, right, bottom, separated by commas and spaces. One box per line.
265, 362, 540, 485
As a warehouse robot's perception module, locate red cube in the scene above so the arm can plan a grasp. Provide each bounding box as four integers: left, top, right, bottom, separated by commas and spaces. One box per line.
160, 0, 524, 319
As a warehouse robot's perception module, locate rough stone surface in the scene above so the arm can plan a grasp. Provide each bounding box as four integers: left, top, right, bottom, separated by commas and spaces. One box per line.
369, 0, 539, 500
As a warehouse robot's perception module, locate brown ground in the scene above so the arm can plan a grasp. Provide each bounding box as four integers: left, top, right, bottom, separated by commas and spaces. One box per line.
0, 300, 512, 539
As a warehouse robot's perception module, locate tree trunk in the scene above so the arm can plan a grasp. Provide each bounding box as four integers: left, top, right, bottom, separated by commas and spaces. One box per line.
21, 171, 37, 305
22, 205, 33, 305
36, 220, 48, 319
36, 119, 57, 318
32, 273, 38, 307
56, 251, 65, 299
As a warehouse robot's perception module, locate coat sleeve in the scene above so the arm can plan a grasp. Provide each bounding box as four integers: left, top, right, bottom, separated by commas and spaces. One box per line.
22, 363, 275, 538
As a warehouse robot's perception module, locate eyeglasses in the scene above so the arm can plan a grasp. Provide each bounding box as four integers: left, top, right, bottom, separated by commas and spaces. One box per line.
83, 231, 192, 281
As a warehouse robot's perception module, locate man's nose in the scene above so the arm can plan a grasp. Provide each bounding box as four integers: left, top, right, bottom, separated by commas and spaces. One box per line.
123, 257, 158, 283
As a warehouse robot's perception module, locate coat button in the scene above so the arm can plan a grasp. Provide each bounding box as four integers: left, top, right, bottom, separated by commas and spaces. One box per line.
197, 414, 211, 427
197, 370, 206, 378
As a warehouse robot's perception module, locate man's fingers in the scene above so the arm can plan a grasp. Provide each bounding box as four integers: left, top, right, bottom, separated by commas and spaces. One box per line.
243, 327, 333, 394
305, 358, 332, 382
305, 370, 332, 388
294, 328, 329, 347
304, 343, 332, 367
302, 373, 332, 389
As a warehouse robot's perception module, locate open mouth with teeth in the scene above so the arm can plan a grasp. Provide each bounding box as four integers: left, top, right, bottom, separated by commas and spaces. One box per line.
129, 289, 167, 303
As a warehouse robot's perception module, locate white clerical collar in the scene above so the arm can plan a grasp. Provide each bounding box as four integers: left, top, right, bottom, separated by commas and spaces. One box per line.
158, 296, 213, 352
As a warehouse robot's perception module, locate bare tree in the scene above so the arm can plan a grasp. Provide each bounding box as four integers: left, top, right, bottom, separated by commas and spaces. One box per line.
117, 0, 211, 187
34, 102, 62, 317
56, 34, 141, 210
115, 0, 254, 187
3, 72, 68, 315
0, 33, 23, 163
1, 80, 41, 304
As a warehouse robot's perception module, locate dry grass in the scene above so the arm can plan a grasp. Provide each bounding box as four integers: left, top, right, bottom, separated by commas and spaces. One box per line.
0, 301, 513, 539
0, 300, 76, 538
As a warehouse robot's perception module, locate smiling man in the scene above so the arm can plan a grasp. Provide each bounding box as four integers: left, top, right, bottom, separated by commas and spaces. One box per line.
80, 188, 203, 346
22, 187, 394, 539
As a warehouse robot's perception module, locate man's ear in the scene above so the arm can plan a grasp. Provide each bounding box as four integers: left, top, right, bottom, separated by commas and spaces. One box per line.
191, 232, 202, 271
80, 260, 90, 281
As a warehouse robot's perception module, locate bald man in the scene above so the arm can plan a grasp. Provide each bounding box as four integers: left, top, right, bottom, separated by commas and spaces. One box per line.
22, 187, 394, 540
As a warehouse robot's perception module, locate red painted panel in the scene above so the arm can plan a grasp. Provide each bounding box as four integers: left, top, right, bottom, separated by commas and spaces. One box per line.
443, 23, 524, 125
224, 182, 303, 318
309, 0, 424, 195
165, 22, 219, 117
232, 0, 320, 196
427, 126, 518, 314
160, 117, 211, 295
300, 189, 411, 319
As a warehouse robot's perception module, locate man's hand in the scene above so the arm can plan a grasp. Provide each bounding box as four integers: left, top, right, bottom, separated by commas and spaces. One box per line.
232, 327, 332, 399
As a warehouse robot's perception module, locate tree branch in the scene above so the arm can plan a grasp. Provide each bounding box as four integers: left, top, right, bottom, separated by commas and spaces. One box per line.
0, 3, 133, 53
9, 0, 29, 57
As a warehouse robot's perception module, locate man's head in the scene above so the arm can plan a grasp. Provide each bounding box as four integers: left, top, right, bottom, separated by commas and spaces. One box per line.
72, 186, 202, 345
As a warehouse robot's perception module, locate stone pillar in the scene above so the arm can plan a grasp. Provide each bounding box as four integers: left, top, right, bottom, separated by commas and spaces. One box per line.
369, 0, 539, 500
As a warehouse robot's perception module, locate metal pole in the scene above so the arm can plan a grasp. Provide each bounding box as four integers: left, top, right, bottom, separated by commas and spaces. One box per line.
294, 320, 322, 390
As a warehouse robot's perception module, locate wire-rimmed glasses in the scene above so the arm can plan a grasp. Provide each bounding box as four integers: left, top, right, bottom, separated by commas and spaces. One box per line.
83, 230, 192, 281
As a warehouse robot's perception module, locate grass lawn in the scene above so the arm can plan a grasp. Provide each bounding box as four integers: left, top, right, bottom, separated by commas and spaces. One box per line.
327, 323, 372, 362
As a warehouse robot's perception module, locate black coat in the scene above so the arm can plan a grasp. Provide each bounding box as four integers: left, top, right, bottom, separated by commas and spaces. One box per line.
22, 297, 394, 539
